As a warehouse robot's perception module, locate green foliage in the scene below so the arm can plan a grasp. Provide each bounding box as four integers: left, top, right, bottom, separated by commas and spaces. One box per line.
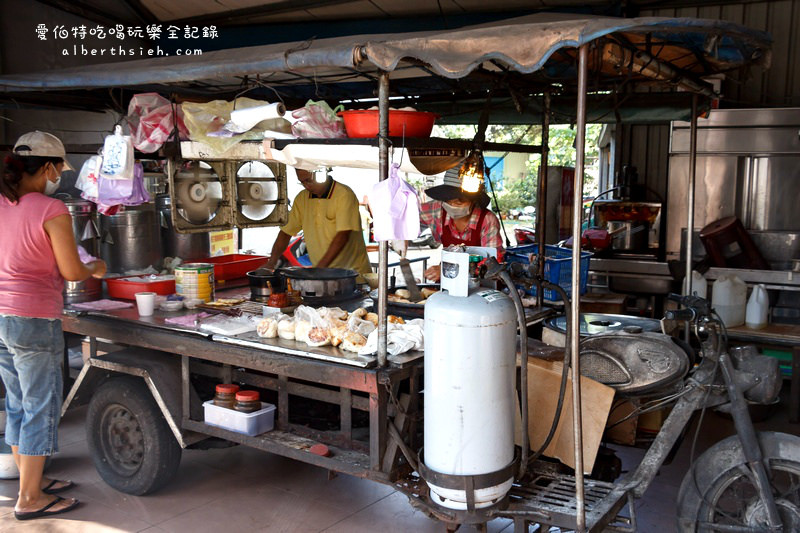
433, 123, 603, 215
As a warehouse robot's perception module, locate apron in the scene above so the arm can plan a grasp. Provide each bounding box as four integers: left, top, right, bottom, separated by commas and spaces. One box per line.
440, 207, 488, 247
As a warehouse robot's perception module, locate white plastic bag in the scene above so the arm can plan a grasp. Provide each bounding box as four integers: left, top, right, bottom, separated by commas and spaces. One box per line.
76, 155, 102, 200
368, 163, 420, 241
291, 100, 346, 139
359, 319, 424, 356
100, 125, 134, 180
127, 93, 188, 153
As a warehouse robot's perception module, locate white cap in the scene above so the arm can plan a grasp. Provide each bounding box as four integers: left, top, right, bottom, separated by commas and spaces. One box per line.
13, 131, 74, 171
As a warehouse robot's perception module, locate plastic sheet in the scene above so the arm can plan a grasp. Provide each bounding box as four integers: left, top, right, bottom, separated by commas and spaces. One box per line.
368, 163, 420, 241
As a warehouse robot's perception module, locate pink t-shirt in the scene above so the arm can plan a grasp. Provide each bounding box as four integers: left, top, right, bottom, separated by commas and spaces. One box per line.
0, 193, 69, 319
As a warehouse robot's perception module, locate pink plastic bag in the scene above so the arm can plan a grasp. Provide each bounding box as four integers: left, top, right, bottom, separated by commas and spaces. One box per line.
97, 162, 149, 207
368, 164, 420, 241
127, 93, 189, 153
291, 100, 346, 139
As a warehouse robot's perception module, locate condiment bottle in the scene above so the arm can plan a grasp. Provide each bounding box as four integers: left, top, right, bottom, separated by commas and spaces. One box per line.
286, 279, 301, 305
267, 292, 288, 308
213, 384, 239, 409
234, 390, 261, 413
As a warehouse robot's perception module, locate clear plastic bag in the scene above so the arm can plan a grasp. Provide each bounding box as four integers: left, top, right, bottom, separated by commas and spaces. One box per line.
76, 155, 102, 200
100, 125, 134, 180
291, 100, 346, 139
127, 92, 188, 153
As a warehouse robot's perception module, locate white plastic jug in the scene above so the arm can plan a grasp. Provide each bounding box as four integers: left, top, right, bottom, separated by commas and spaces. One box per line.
746, 284, 769, 329
683, 270, 707, 299
712, 275, 746, 327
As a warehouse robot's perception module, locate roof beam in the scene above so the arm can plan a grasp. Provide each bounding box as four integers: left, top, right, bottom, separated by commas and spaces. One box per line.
118, 0, 159, 25
33, 0, 118, 27
171, 0, 363, 27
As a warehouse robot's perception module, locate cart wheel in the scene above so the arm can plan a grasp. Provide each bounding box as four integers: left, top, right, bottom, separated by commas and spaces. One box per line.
86, 376, 181, 495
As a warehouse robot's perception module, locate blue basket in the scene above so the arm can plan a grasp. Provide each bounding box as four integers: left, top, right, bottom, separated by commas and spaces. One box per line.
505, 244, 592, 302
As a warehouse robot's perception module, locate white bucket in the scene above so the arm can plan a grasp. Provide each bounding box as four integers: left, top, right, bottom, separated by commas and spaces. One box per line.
746, 284, 769, 329
712, 275, 747, 327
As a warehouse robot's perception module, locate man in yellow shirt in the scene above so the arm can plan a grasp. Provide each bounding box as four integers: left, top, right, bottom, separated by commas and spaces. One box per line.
265, 169, 372, 275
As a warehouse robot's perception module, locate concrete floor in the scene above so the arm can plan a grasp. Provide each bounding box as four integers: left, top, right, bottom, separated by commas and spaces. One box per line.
0, 392, 795, 532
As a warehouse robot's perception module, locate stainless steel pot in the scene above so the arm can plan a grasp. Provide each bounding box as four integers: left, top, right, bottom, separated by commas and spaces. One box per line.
61, 198, 101, 303
280, 267, 357, 299
99, 204, 162, 273
156, 194, 210, 261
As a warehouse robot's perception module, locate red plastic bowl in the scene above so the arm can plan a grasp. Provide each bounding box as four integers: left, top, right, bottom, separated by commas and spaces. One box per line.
337, 109, 439, 138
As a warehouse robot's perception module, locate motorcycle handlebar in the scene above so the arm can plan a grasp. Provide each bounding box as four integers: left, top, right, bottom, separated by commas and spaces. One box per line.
665, 308, 696, 321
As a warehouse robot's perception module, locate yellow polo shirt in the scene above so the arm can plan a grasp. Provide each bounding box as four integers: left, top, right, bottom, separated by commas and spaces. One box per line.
281, 181, 372, 275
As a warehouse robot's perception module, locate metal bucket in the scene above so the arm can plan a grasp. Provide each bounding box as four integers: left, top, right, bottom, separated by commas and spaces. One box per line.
156, 194, 210, 261
61, 198, 102, 303
99, 204, 162, 273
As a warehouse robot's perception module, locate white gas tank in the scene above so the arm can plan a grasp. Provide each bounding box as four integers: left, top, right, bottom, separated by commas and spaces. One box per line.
424, 288, 517, 510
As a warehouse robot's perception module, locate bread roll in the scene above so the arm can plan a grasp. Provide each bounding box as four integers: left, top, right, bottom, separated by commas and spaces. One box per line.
256, 318, 278, 338
330, 325, 348, 347
307, 327, 331, 347
365, 312, 379, 326
388, 315, 405, 324
277, 319, 296, 340
294, 320, 312, 344
394, 289, 411, 299
341, 331, 367, 352
351, 307, 367, 318
421, 288, 438, 298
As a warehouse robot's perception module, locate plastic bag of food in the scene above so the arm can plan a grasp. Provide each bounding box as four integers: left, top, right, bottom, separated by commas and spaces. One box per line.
291, 100, 346, 139
347, 314, 376, 337
368, 163, 420, 240
182, 97, 292, 154
100, 125, 134, 181
127, 92, 189, 153
76, 155, 102, 200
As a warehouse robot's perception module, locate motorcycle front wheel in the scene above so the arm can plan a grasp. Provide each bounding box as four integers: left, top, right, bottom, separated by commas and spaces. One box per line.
676, 431, 800, 532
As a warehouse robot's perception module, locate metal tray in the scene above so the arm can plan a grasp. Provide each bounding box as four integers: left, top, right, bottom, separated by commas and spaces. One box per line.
368, 283, 439, 319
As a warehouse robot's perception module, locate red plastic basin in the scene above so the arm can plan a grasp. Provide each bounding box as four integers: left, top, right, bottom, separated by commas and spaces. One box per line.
199, 254, 269, 281
106, 276, 176, 300
337, 110, 439, 138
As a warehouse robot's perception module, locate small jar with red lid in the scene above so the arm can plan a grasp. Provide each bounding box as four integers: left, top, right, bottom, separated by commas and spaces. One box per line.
234, 390, 261, 413
213, 384, 239, 409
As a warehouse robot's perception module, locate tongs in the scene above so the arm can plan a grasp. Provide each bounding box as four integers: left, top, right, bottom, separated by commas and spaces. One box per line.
397, 243, 424, 302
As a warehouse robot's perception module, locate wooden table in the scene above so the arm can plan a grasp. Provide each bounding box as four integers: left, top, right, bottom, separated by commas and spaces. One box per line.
727, 323, 800, 422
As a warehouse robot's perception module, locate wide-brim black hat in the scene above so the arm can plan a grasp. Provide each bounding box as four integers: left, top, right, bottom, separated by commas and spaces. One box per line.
425, 168, 491, 209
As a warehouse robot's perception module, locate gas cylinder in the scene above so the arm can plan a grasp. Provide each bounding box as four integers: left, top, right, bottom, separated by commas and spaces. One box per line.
423, 288, 517, 510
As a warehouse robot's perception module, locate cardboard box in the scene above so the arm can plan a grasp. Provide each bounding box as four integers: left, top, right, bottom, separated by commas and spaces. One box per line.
516, 358, 615, 473
604, 399, 639, 446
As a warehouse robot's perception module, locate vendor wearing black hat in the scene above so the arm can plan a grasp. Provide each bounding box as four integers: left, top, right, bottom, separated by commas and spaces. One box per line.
420, 168, 503, 282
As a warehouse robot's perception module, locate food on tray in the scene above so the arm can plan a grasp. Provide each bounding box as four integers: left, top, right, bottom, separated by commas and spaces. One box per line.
322, 307, 348, 321
330, 324, 349, 347
256, 317, 279, 338
307, 327, 331, 347
351, 307, 367, 318
365, 312, 379, 326
347, 314, 376, 336
277, 319, 296, 340
421, 288, 438, 298
205, 298, 246, 307
388, 315, 405, 324
394, 289, 411, 299
341, 331, 367, 353
295, 320, 312, 344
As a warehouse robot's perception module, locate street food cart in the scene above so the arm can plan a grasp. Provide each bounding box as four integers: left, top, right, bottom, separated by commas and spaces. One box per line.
0, 12, 776, 532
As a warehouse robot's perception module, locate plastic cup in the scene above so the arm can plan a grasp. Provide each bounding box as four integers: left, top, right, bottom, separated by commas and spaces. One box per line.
135, 292, 156, 317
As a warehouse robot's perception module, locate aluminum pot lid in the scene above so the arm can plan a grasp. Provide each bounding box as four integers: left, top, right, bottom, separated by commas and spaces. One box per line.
61, 197, 95, 214
545, 313, 661, 336
280, 267, 357, 280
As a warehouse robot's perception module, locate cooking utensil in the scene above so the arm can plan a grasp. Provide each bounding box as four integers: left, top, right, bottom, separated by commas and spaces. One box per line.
369, 283, 439, 319
279, 267, 358, 299
247, 268, 286, 302
398, 258, 423, 302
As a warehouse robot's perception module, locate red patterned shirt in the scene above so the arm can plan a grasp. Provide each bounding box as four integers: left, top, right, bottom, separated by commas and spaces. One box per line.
419, 200, 504, 252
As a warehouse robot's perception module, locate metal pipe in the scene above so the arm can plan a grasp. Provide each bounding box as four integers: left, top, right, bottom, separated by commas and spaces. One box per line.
684, 94, 698, 343
570, 44, 589, 533
535, 91, 551, 308
377, 71, 390, 367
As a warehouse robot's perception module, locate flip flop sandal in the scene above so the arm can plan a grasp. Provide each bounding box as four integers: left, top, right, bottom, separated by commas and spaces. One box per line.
14, 496, 80, 521
42, 479, 75, 495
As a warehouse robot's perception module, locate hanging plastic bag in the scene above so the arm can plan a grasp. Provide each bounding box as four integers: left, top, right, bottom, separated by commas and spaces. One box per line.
127, 92, 188, 153
368, 163, 420, 241
76, 155, 102, 200
97, 162, 149, 207
100, 125, 134, 180
291, 100, 346, 139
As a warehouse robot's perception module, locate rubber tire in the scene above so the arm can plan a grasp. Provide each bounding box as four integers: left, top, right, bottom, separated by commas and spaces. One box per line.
676, 431, 800, 532
86, 376, 182, 495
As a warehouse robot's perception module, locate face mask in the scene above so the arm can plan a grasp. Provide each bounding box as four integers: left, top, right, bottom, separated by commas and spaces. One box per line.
44, 165, 61, 196
442, 201, 472, 218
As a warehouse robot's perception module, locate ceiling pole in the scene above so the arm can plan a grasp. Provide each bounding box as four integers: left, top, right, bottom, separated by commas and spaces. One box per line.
571, 44, 589, 533
536, 90, 551, 308
377, 70, 390, 367
683, 94, 698, 342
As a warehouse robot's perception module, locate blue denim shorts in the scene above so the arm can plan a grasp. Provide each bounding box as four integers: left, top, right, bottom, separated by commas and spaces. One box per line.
0, 315, 64, 456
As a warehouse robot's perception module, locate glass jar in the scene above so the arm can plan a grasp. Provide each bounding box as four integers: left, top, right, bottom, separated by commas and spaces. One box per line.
234, 390, 261, 413
213, 384, 239, 409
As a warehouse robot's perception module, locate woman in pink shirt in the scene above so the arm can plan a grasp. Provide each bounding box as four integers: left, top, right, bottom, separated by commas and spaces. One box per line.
0, 131, 105, 520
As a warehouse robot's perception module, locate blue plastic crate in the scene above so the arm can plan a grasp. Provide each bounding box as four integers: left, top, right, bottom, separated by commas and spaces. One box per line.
505, 244, 592, 302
